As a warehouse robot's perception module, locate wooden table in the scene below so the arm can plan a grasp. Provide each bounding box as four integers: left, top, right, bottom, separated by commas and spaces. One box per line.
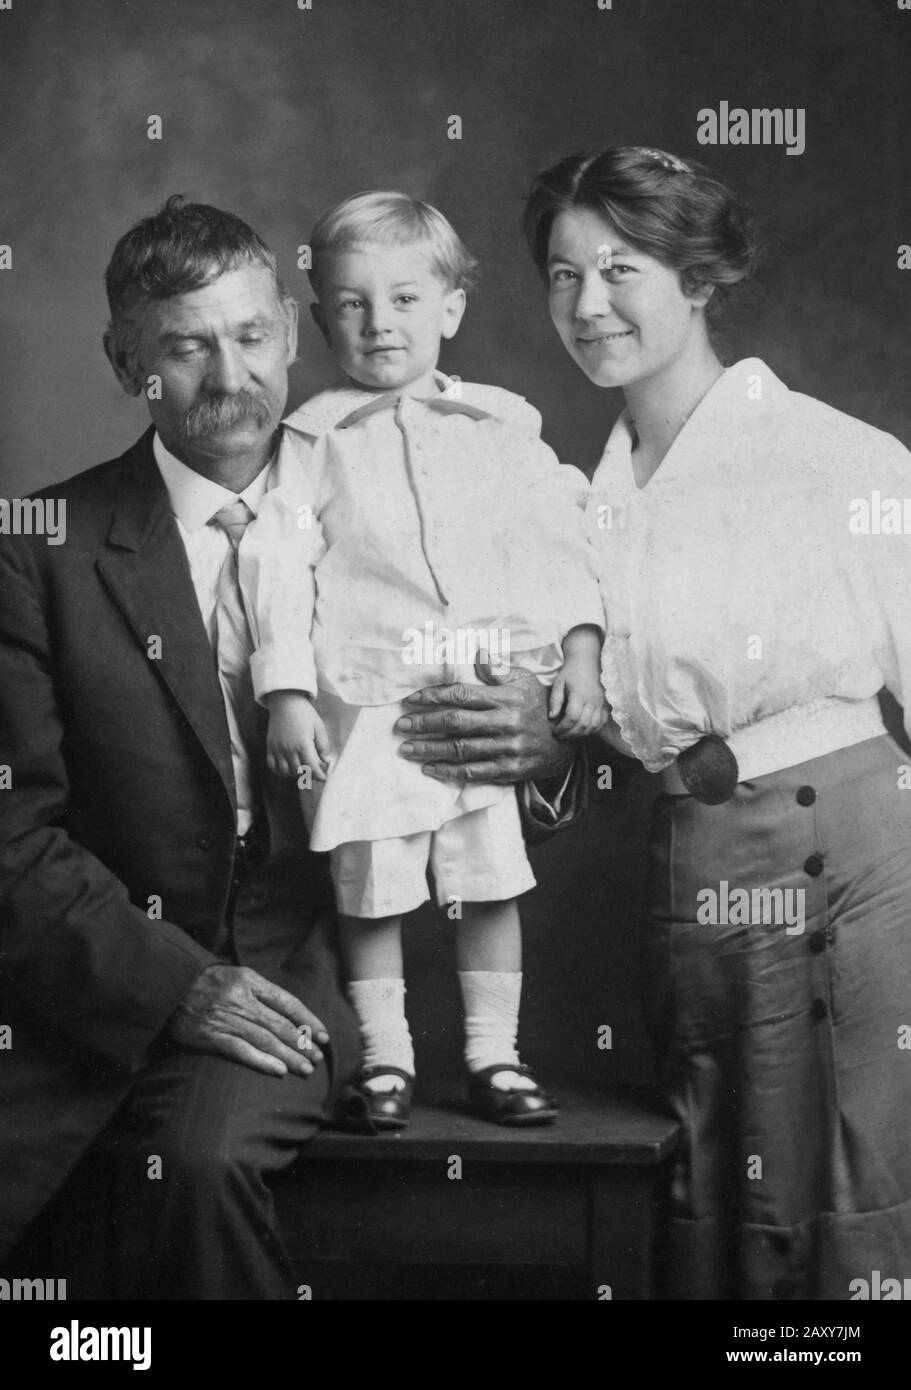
274, 1085, 680, 1300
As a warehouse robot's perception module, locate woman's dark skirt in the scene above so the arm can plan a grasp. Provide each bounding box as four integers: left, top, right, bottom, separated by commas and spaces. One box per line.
642, 734, 911, 1300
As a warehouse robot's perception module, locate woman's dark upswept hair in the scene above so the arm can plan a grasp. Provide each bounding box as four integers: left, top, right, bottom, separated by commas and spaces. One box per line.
522, 146, 760, 313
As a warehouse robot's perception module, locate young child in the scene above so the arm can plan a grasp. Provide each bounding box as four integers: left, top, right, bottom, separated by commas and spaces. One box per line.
239, 191, 606, 1129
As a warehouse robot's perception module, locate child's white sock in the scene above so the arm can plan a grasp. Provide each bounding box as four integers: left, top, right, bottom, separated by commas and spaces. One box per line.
347, 977, 414, 1092
458, 970, 537, 1090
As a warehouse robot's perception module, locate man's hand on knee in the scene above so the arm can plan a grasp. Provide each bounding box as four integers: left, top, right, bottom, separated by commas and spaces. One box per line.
394, 657, 575, 786
168, 964, 329, 1078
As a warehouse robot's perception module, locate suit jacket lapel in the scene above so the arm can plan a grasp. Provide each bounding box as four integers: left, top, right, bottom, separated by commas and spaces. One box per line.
96, 429, 237, 816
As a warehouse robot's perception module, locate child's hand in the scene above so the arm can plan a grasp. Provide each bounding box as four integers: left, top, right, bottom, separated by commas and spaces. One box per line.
266, 691, 330, 781
548, 668, 609, 740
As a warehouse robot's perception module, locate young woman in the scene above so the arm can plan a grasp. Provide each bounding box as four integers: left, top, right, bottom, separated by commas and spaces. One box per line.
522, 145, 911, 1300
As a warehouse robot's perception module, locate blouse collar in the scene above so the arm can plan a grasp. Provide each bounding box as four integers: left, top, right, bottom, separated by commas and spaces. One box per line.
596, 357, 786, 491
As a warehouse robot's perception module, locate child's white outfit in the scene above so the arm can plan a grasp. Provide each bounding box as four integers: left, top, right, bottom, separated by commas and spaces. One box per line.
239, 371, 602, 918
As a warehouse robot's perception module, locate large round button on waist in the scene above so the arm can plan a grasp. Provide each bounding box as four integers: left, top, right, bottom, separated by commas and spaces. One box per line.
676, 735, 739, 804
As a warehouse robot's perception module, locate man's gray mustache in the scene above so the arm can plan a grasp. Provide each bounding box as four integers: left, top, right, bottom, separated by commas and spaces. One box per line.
183, 391, 272, 437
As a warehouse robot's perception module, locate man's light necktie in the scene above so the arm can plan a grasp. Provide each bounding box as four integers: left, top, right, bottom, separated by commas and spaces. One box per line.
213, 499, 254, 555
209, 499, 259, 825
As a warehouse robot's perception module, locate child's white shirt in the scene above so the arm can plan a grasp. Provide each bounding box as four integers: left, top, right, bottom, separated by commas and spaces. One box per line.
240, 371, 603, 708
235, 372, 602, 849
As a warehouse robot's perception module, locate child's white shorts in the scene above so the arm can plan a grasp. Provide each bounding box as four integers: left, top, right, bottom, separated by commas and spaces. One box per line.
328, 792, 536, 919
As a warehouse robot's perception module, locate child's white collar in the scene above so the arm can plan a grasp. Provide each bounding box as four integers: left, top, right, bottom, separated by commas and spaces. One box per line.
284, 370, 481, 436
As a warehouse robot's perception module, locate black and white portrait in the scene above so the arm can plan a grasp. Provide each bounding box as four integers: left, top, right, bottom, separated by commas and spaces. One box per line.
1, 0, 910, 1360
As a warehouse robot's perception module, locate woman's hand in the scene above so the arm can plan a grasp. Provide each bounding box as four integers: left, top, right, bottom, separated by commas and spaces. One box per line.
395, 657, 575, 785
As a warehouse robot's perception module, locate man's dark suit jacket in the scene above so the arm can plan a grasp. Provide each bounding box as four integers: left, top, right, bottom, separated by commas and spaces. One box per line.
0, 428, 361, 1260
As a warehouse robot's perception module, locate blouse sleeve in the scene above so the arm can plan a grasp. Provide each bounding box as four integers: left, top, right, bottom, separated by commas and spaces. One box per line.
238, 430, 327, 703
843, 431, 911, 745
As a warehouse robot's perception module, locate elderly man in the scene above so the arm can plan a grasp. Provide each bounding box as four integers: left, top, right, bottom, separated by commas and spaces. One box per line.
0, 196, 577, 1300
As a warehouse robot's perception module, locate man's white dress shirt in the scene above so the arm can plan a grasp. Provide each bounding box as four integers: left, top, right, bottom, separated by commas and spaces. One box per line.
153, 432, 272, 836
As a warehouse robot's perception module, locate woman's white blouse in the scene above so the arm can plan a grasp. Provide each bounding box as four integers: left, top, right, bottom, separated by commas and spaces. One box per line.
588, 357, 911, 772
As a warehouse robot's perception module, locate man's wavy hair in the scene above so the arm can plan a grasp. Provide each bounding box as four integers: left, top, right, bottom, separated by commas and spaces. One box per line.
105, 194, 296, 367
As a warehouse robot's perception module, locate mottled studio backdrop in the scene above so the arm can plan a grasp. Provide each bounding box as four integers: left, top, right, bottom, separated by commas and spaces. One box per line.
2, 0, 910, 1088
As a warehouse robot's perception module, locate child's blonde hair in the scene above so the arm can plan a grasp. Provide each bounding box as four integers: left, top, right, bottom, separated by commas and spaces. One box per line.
308, 190, 478, 295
